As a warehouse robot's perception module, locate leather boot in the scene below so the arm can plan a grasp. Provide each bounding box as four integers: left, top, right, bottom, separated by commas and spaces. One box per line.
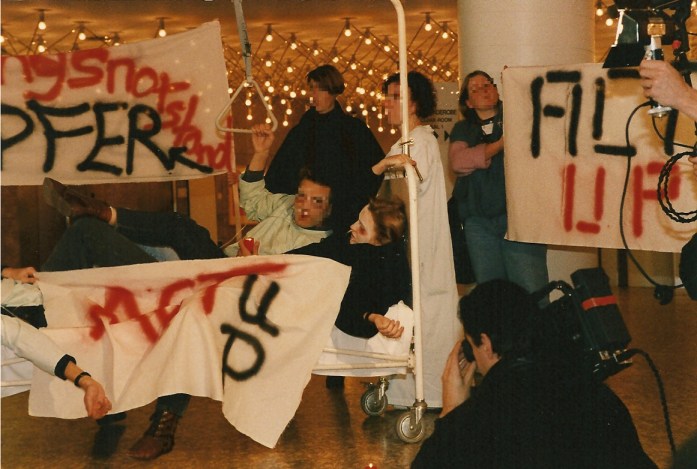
42, 177, 112, 222
127, 410, 180, 460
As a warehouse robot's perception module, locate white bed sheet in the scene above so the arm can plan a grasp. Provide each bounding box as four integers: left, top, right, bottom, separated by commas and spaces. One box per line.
314, 301, 413, 377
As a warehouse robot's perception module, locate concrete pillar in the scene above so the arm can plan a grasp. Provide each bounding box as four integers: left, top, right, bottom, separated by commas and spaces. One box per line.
456, 0, 594, 81
455, 0, 602, 285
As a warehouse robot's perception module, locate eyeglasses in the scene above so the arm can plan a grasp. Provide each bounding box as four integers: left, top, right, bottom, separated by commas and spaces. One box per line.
296, 194, 328, 207
468, 82, 496, 95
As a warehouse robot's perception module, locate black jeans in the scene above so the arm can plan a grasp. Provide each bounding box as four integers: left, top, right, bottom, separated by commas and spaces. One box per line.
115, 208, 225, 261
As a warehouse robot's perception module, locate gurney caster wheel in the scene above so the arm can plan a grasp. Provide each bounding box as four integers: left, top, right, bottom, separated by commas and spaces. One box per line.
361, 387, 387, 416
395, 411, 425, 443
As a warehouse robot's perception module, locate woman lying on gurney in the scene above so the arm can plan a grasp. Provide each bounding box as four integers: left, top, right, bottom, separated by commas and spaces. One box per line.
288, 196, 411, 339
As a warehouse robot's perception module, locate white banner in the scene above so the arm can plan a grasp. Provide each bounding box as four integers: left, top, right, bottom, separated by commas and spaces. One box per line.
1, 21, 233, 186
28, 255, 350, 448
503, 63, 696, 253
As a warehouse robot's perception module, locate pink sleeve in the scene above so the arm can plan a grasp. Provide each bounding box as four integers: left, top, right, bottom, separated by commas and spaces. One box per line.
448, 140, 490, 176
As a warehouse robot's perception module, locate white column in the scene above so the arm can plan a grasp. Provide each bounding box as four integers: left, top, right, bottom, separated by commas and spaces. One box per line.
456, 0, 601, 286
456, 0, 594, 82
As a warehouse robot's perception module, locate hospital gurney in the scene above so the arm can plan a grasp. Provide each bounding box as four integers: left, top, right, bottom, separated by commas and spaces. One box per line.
313, 163, 427, 444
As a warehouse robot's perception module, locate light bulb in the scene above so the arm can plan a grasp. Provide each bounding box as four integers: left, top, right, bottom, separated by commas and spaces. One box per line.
362, 109, 368, 116
245, 98, 252, 106
378, 126, 384, 132
268, 85, 275, 93
265, 25, 273, 42
265, 117, 272, 124
247, 114, 253, 121
286, 108, 292, 115
283, 120, 289, 127
346, 105, 353, 112
343, 19, 352, 37
605, 17, 613, 26
79, 31, 87, 41
281, 98, 287, 105
596, 7, 604, 16
290, 91, 297, 98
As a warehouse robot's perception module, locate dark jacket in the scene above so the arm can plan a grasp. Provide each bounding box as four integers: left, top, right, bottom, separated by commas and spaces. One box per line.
412, 357, 657, 469
450, 105, 506, 220
264, 103, 384, 232
290, 232, 411, 338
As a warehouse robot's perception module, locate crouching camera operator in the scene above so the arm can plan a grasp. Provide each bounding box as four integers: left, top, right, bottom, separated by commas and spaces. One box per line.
411, 279, 657, 469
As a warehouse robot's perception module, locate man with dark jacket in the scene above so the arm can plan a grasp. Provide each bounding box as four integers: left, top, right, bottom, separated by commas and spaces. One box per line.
412, 279, 657, 469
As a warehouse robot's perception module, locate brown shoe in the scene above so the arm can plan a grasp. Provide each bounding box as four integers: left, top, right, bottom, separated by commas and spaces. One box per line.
128, 410, 179, 460
42, 177, 111, 222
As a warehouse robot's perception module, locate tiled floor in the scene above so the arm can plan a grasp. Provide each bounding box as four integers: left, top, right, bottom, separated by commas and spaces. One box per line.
1, 287, 695, 468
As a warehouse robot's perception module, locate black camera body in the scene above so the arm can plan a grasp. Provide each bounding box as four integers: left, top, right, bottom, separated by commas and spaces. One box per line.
537, 268, 633, 381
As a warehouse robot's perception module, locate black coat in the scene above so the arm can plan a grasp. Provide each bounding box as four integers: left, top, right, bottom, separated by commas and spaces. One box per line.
264, 104, 384, 232
290, 232, 411, 338
412, 357, 657, 469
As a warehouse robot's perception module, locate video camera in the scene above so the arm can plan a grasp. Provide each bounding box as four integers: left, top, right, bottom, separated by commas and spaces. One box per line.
533, 268, 634, 381
602, 0, 692, 68
459, 268, 634, 381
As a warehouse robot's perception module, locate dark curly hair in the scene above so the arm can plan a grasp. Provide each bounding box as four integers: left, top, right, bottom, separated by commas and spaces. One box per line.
383, 71, 437, 119
459, 279, 538, 358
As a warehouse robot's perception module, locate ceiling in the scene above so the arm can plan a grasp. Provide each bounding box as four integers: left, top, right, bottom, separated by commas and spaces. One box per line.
2, 1, 694, 131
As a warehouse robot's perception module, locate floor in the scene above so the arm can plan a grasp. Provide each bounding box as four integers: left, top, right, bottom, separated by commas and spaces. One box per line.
1, 287, 696, 468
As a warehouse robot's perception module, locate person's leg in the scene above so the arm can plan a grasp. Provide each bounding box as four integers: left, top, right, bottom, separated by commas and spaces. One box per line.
502, 238, 550, 298
115, 209, 225, 261
42, 218, 157, 272
128, 393, 190, 460
464, 216, 506, 283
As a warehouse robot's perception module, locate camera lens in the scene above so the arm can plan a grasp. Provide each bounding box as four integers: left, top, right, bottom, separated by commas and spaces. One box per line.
461, 339, 475, 363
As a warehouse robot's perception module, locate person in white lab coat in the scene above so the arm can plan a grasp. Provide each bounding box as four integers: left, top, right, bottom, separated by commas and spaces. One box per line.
375, 71, 460, 408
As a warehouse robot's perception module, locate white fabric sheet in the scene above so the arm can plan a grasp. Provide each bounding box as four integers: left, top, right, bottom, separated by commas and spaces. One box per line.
314, 301, 413, 377
26, 255, 350, 448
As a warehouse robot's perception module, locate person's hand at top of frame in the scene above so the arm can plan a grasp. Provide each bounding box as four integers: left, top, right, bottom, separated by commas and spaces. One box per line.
639, 59, 694, 110
367, 313, 404, 339
1, 266, 38, 284
440, 340, 477, 418
371, 153, 417, 176
79, 375, 112, 420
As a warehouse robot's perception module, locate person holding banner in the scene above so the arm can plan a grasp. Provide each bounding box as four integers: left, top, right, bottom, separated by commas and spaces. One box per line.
448, 70, 549, 297
262, 64, 385, 233
639, 58, 697, 300
1, 314, 112, 420
379, 70, 460, 409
